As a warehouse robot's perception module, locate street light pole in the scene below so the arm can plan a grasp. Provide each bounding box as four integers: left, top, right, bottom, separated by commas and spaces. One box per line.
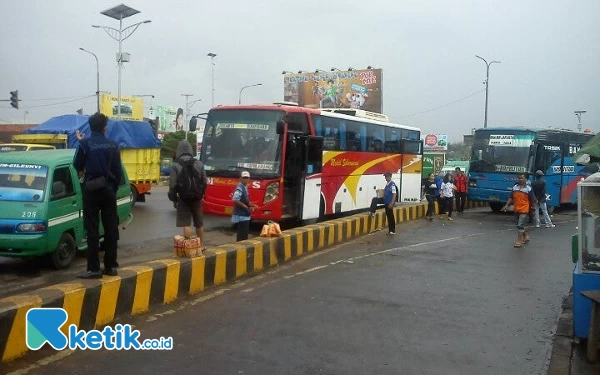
475, 55, 501, 128
181, 93, 194, 132
207, 52, 216, 107
238, 83, 262, 104
93, 5, 151, 119
79, 47, 100, 112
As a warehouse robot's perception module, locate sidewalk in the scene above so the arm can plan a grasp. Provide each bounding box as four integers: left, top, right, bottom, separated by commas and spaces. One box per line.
547, 289, 600, 374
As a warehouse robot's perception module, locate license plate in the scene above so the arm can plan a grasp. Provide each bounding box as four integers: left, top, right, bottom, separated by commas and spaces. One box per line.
224, 207, 233, 214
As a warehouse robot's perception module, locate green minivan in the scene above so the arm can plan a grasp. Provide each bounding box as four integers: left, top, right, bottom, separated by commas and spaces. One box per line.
0, 149, 133, 269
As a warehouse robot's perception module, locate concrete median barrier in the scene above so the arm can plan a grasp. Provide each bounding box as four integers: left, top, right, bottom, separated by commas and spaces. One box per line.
0, 199, 487, 363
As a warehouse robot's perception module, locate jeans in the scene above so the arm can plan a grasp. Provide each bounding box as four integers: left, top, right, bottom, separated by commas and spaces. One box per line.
370, 197, 384, 213
533, 201, 553, 226
425, 194, 435, 217
236, 219, 250, 241
443, 197, 454, 217
455, 192, 466, 212
83, 187, 119, 272
385, 205, 396, 233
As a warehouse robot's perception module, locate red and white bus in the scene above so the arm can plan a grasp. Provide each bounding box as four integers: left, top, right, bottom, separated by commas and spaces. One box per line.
198, 103, 423, 222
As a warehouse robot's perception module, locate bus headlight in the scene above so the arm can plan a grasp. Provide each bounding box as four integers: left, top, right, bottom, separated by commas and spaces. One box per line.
263, 182, 279, 204
468, 180, 477, 187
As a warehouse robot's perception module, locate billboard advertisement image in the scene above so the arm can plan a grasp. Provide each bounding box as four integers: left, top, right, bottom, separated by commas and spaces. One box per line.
155, 106, 184, 133
99, 93, 144, 121
422, 134, 448, 151
283, 69, 383, 113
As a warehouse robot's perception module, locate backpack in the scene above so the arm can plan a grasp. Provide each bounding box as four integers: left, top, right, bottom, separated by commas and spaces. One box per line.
176, 157, 206, 200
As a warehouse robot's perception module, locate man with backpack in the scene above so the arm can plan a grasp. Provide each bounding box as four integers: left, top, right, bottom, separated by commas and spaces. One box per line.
169, 139, 208, 250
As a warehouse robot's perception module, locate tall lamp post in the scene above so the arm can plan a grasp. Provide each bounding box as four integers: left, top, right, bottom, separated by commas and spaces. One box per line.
93, 4, 151, 119
475, 55, 501, 128
239, 83, 262, 104
79, 47, 100, 112
207, 52, 217, 107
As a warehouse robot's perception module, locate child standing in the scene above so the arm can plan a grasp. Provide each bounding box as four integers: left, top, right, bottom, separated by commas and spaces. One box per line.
440, 173, 456, 221
502, 173, 538, 247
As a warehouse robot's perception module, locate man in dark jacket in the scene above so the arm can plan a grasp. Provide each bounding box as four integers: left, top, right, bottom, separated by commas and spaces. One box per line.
73, 113, 123, 279
531, 170, 555, 228
169, 140, 208, 249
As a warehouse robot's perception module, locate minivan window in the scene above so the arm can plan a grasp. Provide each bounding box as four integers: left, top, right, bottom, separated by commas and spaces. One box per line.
0, 163, 48, 202
51, 166, 75, 200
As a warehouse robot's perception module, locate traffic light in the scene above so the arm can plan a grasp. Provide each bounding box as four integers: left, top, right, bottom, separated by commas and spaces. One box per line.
10, 90, 18, 109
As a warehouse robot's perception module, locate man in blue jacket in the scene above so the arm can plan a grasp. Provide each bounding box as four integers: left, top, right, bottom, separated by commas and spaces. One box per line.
73, 113, 123, 279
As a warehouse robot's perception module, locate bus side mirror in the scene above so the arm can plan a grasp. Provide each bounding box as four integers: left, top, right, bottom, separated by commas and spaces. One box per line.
189, 117, 197, 132
276, 120, 285, 134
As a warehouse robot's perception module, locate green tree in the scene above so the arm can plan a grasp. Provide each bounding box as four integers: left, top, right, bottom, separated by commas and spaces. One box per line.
161, 131, 197, 159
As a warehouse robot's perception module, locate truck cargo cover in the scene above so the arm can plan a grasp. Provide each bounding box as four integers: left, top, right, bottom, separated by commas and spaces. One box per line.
23, 114, 161, 149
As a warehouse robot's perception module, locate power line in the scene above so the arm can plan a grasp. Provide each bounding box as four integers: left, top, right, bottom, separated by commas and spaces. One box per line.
22, 95, 92, 102
22, 95, 96, 109
397, 89, 485, 118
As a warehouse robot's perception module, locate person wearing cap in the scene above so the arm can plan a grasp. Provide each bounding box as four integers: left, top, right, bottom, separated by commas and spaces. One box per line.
368, 172, 398, 235
232, 170, 258, 241
531, 170, 555, 228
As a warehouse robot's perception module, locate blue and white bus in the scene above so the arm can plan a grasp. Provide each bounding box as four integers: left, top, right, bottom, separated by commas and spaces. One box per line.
468, 127, 597, 212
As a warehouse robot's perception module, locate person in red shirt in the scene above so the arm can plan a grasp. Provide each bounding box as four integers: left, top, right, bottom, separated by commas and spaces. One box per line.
454, 167, 468, 214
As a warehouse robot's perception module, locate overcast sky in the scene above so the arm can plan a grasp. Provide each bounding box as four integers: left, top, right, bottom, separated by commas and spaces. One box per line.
1, 0, 599, 142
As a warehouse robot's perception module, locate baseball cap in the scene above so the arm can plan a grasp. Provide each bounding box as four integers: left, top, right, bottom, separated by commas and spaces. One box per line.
535, 170, 544, 176
241, 171, 250, 178
383, 172, 392, 177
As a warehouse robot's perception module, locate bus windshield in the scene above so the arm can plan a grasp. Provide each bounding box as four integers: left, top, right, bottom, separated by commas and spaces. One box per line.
200, 110, 284, 178
470, 131, 535, 173
0, 163, 48, 202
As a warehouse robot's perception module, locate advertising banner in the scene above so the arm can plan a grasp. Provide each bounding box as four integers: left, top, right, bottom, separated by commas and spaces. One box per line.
422, 134, 448, 151
99, 93, 144, 121
154, 105, 184, 133
283, 69, 383, 113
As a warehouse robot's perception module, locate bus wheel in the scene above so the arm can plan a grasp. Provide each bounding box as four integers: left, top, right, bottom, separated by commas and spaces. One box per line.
490, 202, 503, 212
51, 233, 76, 269
130, 185, 138, 208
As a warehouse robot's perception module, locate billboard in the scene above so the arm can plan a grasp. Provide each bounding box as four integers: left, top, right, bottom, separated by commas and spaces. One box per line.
99, 93, 144, 121
283, 69, 383, 113
422, 134, 448, 151
154, 106, 184, 133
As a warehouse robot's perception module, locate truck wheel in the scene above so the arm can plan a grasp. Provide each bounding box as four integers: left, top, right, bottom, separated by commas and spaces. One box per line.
130, 185, 138, 208
51, 233, 76, 269
490, 202, 503, 212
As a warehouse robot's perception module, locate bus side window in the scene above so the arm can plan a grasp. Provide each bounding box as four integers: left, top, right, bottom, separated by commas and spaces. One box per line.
386, 130, 401, 152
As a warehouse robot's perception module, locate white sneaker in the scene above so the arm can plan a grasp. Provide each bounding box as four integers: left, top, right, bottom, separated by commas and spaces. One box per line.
386, 231, 395, 235
546, 224, 555, 228
535, 224, 540, 228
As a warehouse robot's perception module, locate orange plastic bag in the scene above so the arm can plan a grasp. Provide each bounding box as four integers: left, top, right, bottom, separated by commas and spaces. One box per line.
260, 221, 282, 237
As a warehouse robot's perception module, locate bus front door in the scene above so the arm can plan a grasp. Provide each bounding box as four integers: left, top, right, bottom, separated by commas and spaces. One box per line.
282, 133, 305, 219
534, 142, 564, 208
301, 136, 323, 220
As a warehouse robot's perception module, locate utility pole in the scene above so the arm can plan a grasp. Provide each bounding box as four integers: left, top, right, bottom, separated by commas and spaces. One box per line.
181, 93, 194, 127
475, 55, 501, 128
207, 52, 217, 107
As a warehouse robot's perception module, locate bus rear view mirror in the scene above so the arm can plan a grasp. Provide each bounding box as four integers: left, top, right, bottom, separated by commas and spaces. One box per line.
189, 117, 197, 132
276, 120, 285, 134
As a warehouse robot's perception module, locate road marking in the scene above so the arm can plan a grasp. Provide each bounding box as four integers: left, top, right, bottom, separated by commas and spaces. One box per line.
5, 349, 74, 375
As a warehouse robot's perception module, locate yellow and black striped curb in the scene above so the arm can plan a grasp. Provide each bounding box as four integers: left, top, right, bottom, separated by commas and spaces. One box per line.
0, 199, 487, 363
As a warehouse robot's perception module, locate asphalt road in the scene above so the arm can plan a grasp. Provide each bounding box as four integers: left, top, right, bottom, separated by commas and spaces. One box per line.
5, 206, 578, 375
0, 186, 243, 298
